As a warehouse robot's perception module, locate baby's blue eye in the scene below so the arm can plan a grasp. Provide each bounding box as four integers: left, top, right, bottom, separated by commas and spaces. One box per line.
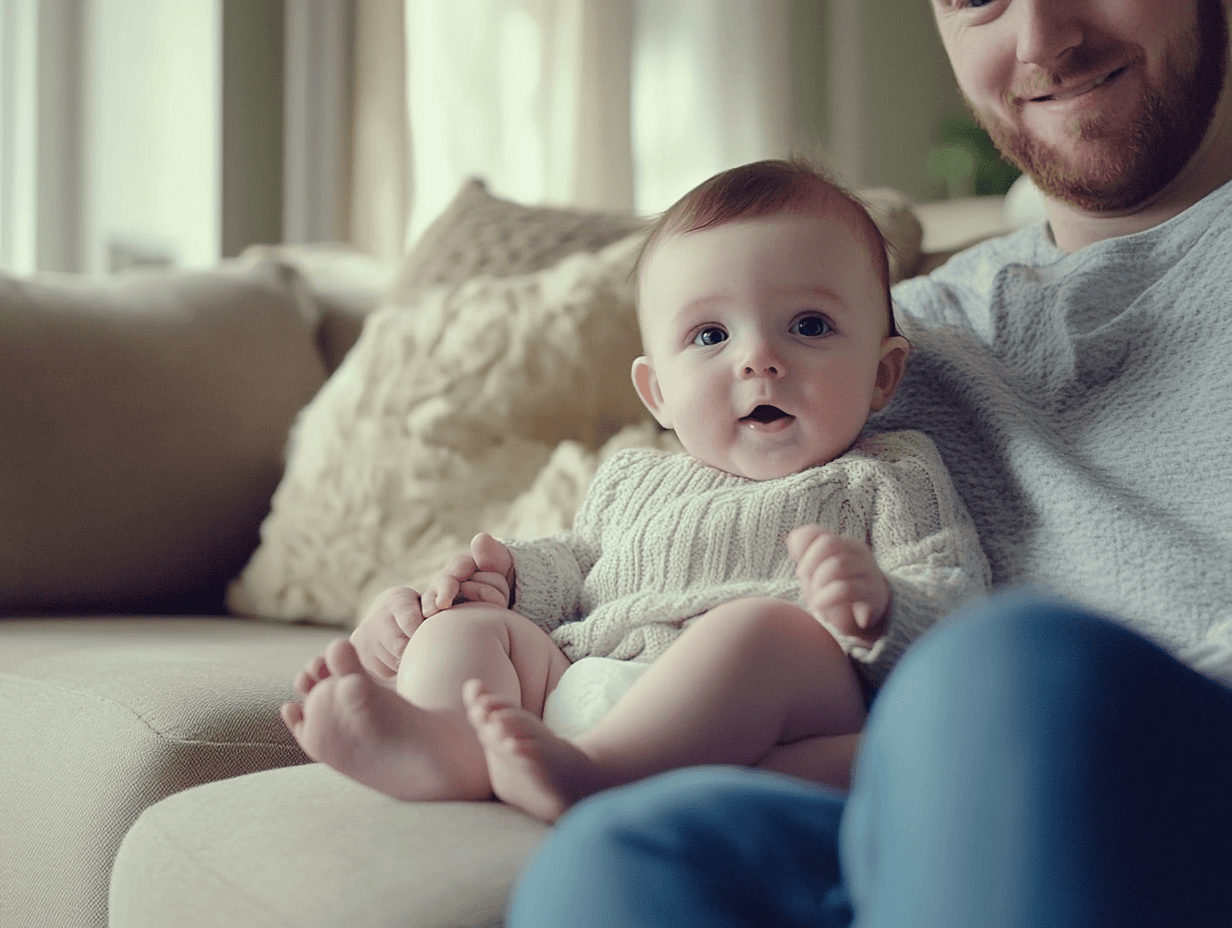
791, 316, 831, 338
693, 326, 728, 347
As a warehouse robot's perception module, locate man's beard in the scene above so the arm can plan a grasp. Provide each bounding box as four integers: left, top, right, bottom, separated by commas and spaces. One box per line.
971, 0, 1228, 213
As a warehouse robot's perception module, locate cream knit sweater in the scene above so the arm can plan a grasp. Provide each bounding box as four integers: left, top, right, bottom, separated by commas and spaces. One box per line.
505, 430, 990, 687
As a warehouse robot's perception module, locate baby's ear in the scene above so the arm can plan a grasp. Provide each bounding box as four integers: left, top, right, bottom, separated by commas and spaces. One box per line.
631, 356, 673, 428
870, 336, 910, 412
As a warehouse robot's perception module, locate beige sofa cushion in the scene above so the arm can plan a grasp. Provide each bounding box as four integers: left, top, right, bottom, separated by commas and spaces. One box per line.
0, 260, 327, 614
240, 243, 397, 374
110, 763, 547, 928
0, 616, 341, 928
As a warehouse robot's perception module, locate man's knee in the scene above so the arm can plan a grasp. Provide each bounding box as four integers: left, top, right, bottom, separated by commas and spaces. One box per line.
511, 768, 764, 923
880, 590, 1144, 709
560, 766, 768, 840
865, 589, 1229, 774
512, 767, 848, 927
538, 765, 833, 863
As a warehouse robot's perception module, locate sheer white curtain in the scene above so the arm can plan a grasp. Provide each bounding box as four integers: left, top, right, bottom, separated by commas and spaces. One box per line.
402, 0, 792, 243
632, 0, 791, 216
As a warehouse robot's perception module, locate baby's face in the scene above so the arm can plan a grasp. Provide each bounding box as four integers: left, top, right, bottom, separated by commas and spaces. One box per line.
633, 212, 905, 481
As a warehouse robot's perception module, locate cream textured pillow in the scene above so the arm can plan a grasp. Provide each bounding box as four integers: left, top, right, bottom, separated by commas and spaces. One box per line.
0, 260, 327, 614
227, 234, 653, 626
856, 186, 924, 283
392, 178, 921, 298
389, 178, 649, 304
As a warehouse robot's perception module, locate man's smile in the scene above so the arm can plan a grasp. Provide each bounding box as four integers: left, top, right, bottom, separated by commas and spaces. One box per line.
1026, 66, 1128, 104
1015, 65, 1128, 105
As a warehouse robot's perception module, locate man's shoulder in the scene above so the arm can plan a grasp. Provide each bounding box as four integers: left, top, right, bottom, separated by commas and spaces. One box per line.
900, 224, 1047, 293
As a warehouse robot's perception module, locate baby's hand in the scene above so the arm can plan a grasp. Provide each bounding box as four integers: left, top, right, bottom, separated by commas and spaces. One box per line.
350, 585, 426, 682
786, 525, 890, 645
420, 533, 516, 618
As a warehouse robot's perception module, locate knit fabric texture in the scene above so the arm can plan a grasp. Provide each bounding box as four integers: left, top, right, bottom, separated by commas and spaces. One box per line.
505, 430, 990, 687
876, 177, 1232, 687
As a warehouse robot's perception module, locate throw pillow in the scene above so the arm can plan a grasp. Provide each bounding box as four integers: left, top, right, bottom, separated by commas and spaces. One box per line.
856, 186, 924, 284
0, 260, 327, 614
391, 178, 922, 302
227, 234, 652, 626
388, 178, 649, 305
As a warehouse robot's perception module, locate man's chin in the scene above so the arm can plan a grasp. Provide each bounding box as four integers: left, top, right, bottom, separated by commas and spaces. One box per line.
1015, 141, 1171, 213
970, 0, 1228, 214
977, 106, 1188, 213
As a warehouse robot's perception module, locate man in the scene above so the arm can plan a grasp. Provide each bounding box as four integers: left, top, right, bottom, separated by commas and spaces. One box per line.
508, 1, 1232, 926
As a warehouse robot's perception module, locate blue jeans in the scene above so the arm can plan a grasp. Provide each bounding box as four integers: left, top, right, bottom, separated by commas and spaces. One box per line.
509, 593, 1232, 927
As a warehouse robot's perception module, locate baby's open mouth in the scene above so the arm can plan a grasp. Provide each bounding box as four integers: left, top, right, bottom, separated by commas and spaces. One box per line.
740, 405, 792, 424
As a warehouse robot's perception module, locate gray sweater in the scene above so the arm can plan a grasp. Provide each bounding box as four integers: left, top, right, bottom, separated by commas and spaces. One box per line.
506, 432, 990, 687
874, 178, 1232, 686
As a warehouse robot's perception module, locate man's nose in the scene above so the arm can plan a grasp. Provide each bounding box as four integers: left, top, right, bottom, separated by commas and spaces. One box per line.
1015, 0, 1084, 69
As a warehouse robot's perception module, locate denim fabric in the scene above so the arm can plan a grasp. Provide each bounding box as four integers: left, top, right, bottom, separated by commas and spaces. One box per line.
510, 592, 1232, 928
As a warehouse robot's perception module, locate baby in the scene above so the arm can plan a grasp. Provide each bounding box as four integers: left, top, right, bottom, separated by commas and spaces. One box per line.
282, 159, 990, 823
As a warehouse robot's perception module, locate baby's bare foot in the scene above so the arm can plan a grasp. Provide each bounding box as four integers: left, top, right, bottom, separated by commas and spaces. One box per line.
281, 641, 489, 801
293, 636, 399, 699
291, 637, 356, 699
464, 679, 603, 823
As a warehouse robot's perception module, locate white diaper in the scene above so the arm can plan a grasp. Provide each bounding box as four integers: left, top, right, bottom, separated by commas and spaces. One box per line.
541, 656, 649, 739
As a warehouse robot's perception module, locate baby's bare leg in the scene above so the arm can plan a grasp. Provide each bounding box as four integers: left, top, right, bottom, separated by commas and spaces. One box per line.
756, 732, 863, 788
467, 598, 866, 822
283, 603, 569, 802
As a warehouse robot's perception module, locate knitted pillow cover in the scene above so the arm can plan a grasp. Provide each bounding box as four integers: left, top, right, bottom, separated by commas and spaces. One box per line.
227, 234, 656, 626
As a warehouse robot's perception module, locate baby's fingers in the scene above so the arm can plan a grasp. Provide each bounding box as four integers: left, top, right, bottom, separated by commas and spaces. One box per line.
422, 576, 460, 617
423, 554, 478, 616
458, 578, 510, 607
851, 601, 874, 632
471, 533, 514, 578
785, 524, 827, 563
788, 527, 854, 583
384, 587, 426, 637
806, 575, 887, 639
462, 570, 511, 606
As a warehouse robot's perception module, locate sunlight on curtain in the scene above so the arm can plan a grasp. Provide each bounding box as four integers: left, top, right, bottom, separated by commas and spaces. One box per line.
405, 0, 635, 241
403, 0, 791, 241
633, 0, 790, 216
0, 0, 36, 273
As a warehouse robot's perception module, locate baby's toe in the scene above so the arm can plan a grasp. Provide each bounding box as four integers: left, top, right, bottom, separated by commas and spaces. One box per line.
280, 701, 304, 733
324, 637, 364, 677
298, 655, 330, 691
296, 667, 316, 693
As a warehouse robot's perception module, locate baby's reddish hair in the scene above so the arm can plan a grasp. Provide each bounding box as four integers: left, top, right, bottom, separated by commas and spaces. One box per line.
635, 159, 898, 336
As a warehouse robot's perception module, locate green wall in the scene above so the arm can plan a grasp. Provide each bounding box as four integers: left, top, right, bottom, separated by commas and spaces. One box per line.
789, 0, 969, 202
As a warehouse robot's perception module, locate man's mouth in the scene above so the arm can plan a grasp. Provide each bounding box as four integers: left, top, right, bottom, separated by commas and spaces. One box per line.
1030, 67, 1126, 103
740, 405, 794, 428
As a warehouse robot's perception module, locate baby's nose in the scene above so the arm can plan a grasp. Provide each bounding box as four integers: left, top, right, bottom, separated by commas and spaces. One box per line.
742, 362, 780, 377
737, 333, 785, 378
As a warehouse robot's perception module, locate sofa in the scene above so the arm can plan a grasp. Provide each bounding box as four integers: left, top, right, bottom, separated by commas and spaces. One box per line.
0, 177, 1032, 928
